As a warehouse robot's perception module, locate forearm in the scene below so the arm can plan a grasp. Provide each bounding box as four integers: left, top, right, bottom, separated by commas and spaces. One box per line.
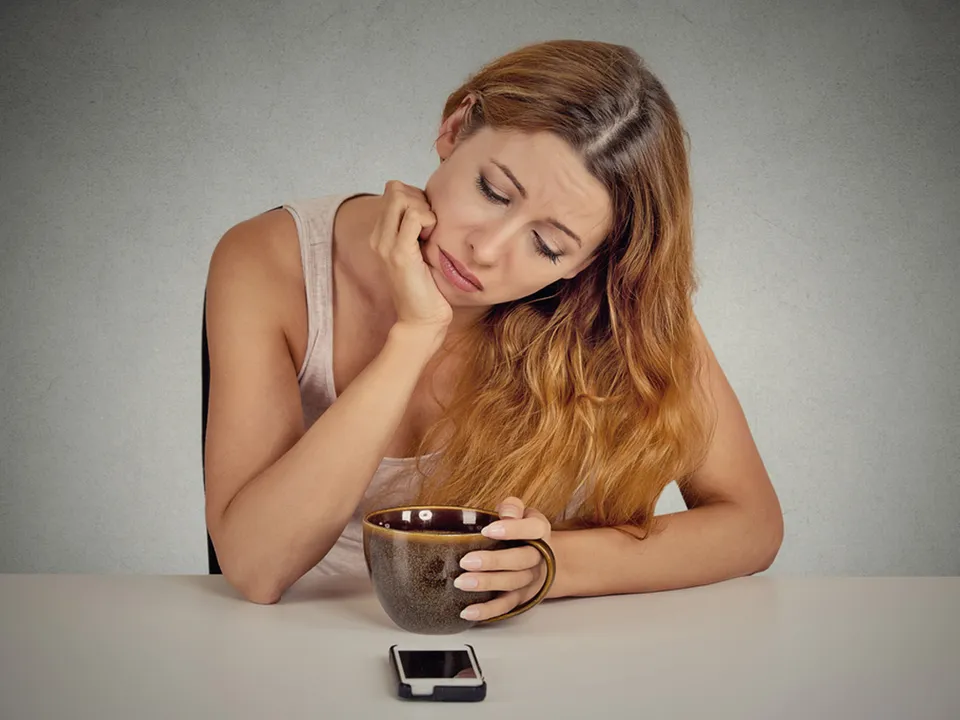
217, 323, 444, 602
547, 501, 783, 599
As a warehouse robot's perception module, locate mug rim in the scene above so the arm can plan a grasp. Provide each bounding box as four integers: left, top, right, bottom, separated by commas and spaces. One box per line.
362, 504, 499, 537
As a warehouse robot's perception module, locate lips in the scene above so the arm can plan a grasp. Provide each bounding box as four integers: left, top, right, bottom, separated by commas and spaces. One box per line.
440, 249, 484, 291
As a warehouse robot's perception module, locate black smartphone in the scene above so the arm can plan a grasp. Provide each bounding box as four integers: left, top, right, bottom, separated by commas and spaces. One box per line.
388, 644, 486, 702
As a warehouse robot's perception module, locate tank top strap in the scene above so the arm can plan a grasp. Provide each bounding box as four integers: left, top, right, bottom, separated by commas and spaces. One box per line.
279, 193, 373, 426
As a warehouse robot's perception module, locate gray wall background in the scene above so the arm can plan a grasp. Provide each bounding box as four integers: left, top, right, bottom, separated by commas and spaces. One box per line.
1, 0, 957, 576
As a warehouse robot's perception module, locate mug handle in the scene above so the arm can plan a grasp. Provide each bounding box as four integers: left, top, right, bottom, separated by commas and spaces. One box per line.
478, 538, 557, 624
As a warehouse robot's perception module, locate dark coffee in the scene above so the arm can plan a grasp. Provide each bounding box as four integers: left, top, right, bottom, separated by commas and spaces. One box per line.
362, 506, 556, 634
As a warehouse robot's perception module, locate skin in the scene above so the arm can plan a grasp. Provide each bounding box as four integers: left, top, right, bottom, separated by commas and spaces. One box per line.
343, 96, 782, 620
422, 123, 612, 315
203, 94, 783, 609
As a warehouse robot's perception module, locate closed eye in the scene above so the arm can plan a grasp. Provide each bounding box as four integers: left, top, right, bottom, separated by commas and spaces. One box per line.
476, 174, 507, 204
475, 174, 563, 264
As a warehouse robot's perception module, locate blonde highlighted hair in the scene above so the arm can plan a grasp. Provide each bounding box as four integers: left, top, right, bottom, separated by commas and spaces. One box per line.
406, 40, 716, 537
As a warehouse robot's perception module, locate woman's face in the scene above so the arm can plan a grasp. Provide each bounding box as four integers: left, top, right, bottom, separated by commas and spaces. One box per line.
422, 115, 612, 308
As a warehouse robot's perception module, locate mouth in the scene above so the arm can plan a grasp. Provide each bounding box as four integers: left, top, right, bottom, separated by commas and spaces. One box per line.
438, 249, 484, 292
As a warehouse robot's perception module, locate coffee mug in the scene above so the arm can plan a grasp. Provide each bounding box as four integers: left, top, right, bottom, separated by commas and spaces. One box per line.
362, 505, 556, 634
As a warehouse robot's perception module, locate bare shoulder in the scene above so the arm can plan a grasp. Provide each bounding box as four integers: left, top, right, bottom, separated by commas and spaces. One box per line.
208, 208, 302, 298
206, 207, 307, 360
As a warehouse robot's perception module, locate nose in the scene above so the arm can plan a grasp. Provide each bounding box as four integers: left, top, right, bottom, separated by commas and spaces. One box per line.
468, 224, 515, 266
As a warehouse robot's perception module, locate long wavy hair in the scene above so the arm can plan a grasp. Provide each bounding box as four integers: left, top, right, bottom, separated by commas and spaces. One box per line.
403, 39, 716, 538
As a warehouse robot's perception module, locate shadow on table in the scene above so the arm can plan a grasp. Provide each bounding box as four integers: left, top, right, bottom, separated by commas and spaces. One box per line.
281, 573, 373, 602
174, 573, 399, 628
283, 574, 399, 630
169, 573, 374, 603
166, 574, 245, 601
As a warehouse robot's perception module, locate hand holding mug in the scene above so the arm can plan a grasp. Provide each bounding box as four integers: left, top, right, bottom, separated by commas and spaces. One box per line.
454, 497, 554, 621
363, 504, 556, 634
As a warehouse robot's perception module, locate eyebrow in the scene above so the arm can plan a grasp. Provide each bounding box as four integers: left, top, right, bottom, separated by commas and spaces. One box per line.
490, 159, 584, 248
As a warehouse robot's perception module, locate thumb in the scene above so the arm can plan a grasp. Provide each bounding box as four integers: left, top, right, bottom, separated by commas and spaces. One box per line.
497, 497, 525, 519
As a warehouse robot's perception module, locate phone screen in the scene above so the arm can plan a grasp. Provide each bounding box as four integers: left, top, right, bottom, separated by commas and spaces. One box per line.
398, 650, 477, 679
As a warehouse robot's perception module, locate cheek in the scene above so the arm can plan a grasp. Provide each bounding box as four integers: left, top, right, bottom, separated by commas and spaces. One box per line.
425, 171, 457, 216
426, 175, 480, 228
502, 264, 562, 296
426, 158, 465, 198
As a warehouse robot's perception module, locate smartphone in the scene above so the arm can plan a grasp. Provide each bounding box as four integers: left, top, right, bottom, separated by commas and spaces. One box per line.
388, 644, 486, 702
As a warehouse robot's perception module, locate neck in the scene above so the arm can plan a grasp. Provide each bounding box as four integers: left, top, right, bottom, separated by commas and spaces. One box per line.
447, 305, 488, 337
337, 193, 491, 346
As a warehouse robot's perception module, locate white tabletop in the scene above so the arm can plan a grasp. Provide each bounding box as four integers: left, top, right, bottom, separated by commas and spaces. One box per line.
1, 573, 957, 719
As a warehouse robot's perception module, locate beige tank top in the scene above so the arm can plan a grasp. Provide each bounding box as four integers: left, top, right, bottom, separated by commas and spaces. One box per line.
278, 192, 587, 579
280, 192, 427, 578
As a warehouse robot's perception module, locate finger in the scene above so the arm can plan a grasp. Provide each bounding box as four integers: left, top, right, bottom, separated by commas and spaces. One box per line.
382, 181, 409, 224
374, 189, 405, 254
454, 568, 536, 593
381, 208, 436, 270
376, 182, 434, 252
523, 507, 549, 522
460, 588, 525, 621
480, 514, 551, 541
398, 206, 437, 245
384, 179, 421, 201
391, 209, 434, 261
496, 496, 525, 519
460, 545, 542, 572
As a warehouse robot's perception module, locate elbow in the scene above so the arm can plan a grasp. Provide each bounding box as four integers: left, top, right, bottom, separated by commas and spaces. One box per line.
236, 578, 284, 605
208, 515, 286, 605
750, 505, 784, 574
753, 530, 782, 574
225, 563, 285, 605
213, 541, 286, 605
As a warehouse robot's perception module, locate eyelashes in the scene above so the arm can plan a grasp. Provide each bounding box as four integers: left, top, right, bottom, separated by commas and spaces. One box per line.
475, 174, 508, 204
474, 174, 562, 264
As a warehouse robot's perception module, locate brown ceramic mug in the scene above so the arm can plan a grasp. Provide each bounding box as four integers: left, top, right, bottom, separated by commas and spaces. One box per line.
362, 505, 556, 634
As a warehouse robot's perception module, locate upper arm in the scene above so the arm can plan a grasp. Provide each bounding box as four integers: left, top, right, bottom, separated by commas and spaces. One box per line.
203, 209, 307, 537
682, 314, 782, 529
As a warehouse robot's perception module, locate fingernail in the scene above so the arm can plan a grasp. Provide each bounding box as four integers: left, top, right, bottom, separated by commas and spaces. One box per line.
460, 556, 482, 570
460, 607, 480, 620
454, 575, 478, 589
481, 522, 506, 538
499, 505, 521, 519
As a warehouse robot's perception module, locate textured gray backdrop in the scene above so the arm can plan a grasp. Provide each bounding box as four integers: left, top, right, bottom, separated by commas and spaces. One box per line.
1, 0, 958, 575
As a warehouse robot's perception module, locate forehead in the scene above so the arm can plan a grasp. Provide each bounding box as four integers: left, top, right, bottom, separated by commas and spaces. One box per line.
464, 127, 612, 247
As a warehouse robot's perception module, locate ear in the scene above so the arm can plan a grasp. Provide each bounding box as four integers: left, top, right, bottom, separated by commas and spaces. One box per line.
435, 94, 478, 161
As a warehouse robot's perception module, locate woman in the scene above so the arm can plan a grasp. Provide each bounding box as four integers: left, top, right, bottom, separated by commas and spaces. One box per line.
203, 39, 784, 616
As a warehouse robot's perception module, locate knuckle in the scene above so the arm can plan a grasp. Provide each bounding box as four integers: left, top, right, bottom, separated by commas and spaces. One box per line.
399, 208, 419, 227
479, 575, 497, 591
523, 547, 541, 567
479, 551, 499, 570
386, 196, 405, 214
